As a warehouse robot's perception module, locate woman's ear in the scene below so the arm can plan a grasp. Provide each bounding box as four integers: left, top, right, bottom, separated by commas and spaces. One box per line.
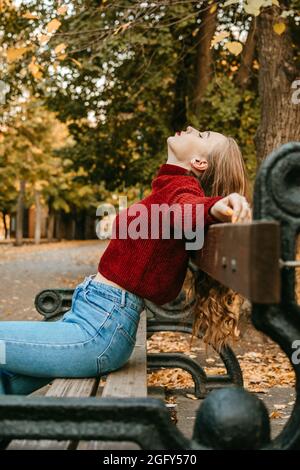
191, 157, 208, 173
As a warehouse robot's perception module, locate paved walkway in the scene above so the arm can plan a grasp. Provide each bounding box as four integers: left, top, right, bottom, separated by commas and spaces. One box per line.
0, 240, 106, 321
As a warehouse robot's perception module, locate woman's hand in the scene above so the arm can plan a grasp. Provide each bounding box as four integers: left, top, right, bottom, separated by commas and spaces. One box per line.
210, 193, 252, 223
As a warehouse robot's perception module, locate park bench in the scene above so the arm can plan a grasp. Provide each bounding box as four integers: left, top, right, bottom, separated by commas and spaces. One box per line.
0, 142, 300, 449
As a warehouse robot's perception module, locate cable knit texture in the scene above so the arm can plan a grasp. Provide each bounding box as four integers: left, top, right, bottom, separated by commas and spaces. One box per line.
98, 163, 223, 305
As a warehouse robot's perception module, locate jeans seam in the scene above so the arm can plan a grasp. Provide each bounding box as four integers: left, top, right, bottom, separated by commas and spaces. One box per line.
121, 309, 139, 326
97, 323, 119, 374
119, 324, 136, 346
0, 322, 108, 348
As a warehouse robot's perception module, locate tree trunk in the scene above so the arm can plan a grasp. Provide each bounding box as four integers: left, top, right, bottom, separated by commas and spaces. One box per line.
192, 1, 218, 118
55, 212, 62, 241
34, 189, 42, 245
255, 5, 300, 165
47, 209, 55, 242
15, 180, 25, 247
236, 17, 257, 91
171, 64, 188, 132
2, 211, 8, 239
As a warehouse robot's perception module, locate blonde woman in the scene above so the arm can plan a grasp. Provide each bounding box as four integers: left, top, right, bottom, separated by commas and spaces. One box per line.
0, 126, 251, 395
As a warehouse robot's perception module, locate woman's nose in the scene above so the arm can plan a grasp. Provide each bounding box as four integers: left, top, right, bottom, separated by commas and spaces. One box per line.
186, 126, 193, 133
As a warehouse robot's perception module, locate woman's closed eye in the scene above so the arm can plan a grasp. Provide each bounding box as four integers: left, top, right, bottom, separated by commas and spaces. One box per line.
199, 131, 210, 139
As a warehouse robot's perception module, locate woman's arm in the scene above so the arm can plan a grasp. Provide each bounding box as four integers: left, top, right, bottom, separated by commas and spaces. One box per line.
170, 189, 252, 233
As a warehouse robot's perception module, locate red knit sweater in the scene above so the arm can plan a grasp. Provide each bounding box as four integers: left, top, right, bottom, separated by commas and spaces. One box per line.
98, 163, 223, 305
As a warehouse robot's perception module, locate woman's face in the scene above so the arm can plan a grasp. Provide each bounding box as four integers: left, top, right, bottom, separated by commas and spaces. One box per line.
167, 126, 227, 162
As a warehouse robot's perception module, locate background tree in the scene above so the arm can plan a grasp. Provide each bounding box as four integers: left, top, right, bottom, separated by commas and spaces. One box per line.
0, 0, 299, 243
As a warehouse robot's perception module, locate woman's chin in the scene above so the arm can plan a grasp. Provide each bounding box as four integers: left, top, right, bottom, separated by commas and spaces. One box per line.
167, 136, 177, 148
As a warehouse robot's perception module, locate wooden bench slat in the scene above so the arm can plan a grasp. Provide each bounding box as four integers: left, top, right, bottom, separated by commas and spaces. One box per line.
77, 310, 147, 450
193, 221, 281, 303
7, 378, 99, 450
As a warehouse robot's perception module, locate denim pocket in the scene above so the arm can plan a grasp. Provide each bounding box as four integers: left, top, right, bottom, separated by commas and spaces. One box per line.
97, 323, 136, 375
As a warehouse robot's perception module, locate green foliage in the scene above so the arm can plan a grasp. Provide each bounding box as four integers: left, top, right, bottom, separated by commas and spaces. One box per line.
0, 100, 107, 216
189, 76, 259, 180
1, 0, 298, 215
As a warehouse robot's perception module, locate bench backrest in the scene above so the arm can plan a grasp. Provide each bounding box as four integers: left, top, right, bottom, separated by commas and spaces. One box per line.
192, 220, 281, 303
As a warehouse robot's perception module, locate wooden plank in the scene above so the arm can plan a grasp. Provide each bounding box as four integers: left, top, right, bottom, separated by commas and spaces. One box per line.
77, 311, 147, 450
102, 310, 147, 398
7, 378, 98, 450
192, 221, 281, 303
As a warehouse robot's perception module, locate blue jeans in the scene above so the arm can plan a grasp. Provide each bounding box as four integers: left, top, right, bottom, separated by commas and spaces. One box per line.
0, 274, 145, 395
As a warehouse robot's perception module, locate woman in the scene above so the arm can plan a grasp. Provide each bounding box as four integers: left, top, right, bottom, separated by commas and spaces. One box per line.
0, 126, 251, 395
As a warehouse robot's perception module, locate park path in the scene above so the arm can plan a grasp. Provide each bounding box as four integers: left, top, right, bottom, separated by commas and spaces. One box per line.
0, 240, 107, 321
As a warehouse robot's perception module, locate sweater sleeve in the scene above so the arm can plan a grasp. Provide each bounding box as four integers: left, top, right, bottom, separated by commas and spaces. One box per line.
170, 182, 223, 231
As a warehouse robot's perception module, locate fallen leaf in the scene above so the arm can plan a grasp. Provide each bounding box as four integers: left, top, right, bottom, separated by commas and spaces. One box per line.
270, 410, 282, 419
186, 393, 198, 400
274, 404, 286, 410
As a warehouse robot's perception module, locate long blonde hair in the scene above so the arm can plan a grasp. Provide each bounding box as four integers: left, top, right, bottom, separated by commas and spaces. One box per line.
191, 137, 251, 351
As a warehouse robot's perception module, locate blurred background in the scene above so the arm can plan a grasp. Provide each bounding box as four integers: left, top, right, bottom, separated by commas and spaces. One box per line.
0, 0, 299, 245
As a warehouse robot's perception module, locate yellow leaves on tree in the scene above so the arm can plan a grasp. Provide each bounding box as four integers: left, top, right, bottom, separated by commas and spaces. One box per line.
57, 5, 68, 15
273, 22, 286, 35
71, 58, 82, 68
113, 22, 131, 35
54, 43, 67, 55
6, 47, 32, 63
225, 41, 243, 56
46, 18, 61, 33
38, 34, 51, 45
244, 0, 280, 16
211, 31, 230, 48
209, 3, 217, 14
22, 12, 39, 20
28, 57, 43, 80
224, 0, 280, 16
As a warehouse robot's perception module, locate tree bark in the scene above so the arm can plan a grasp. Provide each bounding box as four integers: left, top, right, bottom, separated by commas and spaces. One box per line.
236, 17, 257, 91
15, 180, 25, 247
171, 63, 188, 132
255, 5, 300, 165
55, 212, 62, 241
2, 211, 8, 239
192, 1, 218, 118
34, 189, 42, 245
47, 209, 55, 242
